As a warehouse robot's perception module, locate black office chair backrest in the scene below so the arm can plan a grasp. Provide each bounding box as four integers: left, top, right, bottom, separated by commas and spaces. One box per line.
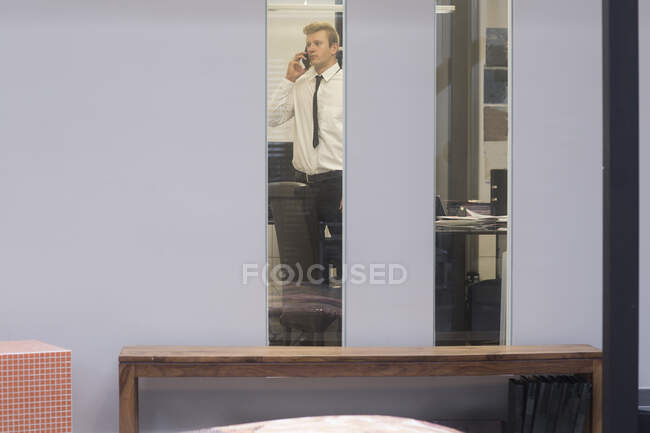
268, 142, 294, 183
468, 278, 502, 333
268, 182, 321, 283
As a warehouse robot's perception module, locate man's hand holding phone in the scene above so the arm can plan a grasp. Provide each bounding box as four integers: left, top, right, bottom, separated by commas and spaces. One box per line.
286, 51, 309, 83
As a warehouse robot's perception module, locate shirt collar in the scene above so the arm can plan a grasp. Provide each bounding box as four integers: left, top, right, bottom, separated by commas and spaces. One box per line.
314, 61, 341, 82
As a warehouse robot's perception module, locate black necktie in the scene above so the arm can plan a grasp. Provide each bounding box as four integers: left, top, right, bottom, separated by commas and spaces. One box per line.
313, 74, 324, 148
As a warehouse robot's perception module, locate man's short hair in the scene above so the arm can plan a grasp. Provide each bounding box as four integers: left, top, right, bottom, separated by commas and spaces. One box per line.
303, 22, 340, 47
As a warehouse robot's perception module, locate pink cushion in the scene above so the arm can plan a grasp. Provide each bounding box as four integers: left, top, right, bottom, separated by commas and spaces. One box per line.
184, 415, 462, 433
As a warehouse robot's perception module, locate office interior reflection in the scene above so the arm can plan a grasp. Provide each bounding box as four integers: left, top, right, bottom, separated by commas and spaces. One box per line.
435, 0, 510, 346
267, 1, 344, 346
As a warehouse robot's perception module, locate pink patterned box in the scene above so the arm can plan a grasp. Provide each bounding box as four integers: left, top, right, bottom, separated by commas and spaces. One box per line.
0, 340, 72, 433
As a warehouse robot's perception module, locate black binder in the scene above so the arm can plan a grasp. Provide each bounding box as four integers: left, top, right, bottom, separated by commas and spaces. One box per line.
573, 382, 592, 433
555, 378, 581, 433
522, 377, 538, 433
508, 378, 526, 433
545, 377, 566, 433
531, 376, 550, 433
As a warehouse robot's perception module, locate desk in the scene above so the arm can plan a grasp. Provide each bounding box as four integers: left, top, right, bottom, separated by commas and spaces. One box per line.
435, 220, 507, 345
119, 345, 602, 433
435, 224, 506, 279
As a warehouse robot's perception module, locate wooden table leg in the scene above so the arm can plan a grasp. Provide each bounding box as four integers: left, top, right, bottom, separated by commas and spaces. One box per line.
591, 359, 602, 433
119, 363, 139, 433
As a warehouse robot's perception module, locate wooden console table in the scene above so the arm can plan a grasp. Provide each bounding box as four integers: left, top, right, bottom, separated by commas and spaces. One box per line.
119, 344, 602, 433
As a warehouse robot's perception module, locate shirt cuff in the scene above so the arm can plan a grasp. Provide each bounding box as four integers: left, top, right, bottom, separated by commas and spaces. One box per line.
281, 78, 296, 87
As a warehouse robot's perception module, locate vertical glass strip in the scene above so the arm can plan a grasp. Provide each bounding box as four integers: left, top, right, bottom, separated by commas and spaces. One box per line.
267, 1, 344, 346
435, 0, 510, 346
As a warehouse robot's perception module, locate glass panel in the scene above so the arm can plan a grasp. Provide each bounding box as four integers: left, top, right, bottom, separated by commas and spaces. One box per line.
267, 0, 344, 346
435, 0, 510, 346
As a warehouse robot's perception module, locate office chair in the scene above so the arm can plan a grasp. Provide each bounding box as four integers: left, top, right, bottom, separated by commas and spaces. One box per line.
267, 142, 294, 224
467, 278, 502, 345
268, 182, 342, 346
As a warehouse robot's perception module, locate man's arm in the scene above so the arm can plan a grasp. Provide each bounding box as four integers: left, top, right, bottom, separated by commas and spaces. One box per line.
268, 52, 308, 127
268, 79, 295, 127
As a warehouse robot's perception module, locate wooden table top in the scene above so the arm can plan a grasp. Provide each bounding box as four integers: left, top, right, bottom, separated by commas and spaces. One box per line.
119, 344, 601, 364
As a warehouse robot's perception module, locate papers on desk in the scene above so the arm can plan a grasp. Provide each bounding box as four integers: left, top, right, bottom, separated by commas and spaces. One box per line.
465, 208, 506, 220
436, 211, 507, 232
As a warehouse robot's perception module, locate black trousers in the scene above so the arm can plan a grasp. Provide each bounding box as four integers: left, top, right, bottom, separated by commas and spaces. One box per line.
295, 170, 342, 279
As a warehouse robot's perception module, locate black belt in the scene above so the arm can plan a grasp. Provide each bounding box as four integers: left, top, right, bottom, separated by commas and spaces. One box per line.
295, 170, 342, 184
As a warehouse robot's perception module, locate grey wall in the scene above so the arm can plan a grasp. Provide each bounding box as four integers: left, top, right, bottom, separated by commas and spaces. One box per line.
641, 0, 649, 390
0, 1, 268, 431
511, 0, 602, 348
0, 0, 625, 432
345, 0, 435, 346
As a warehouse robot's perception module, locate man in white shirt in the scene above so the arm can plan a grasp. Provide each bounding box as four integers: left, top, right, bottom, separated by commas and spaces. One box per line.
269, 22, 343, 281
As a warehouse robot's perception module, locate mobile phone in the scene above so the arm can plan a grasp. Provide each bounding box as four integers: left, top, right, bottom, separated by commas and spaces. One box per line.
301, 45, 310, 69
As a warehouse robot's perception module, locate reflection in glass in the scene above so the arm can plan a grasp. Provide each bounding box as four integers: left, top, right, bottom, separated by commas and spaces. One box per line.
267, 1, 344, 346
435, 0, 510, 346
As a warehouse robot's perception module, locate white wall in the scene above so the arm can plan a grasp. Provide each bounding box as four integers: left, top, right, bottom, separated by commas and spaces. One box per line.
0, 0, 615, 432
511, 0, 602, 348
0, 1, 267, 431
345, 0, 435, 346
640, 0, 650, 390
512, 0, 648, 392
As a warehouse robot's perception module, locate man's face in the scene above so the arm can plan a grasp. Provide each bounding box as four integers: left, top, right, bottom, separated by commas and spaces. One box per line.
306, 30, 338, 69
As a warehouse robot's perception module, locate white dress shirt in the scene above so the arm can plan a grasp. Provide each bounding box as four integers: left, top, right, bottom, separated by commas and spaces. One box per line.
268, 62, 343, 175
